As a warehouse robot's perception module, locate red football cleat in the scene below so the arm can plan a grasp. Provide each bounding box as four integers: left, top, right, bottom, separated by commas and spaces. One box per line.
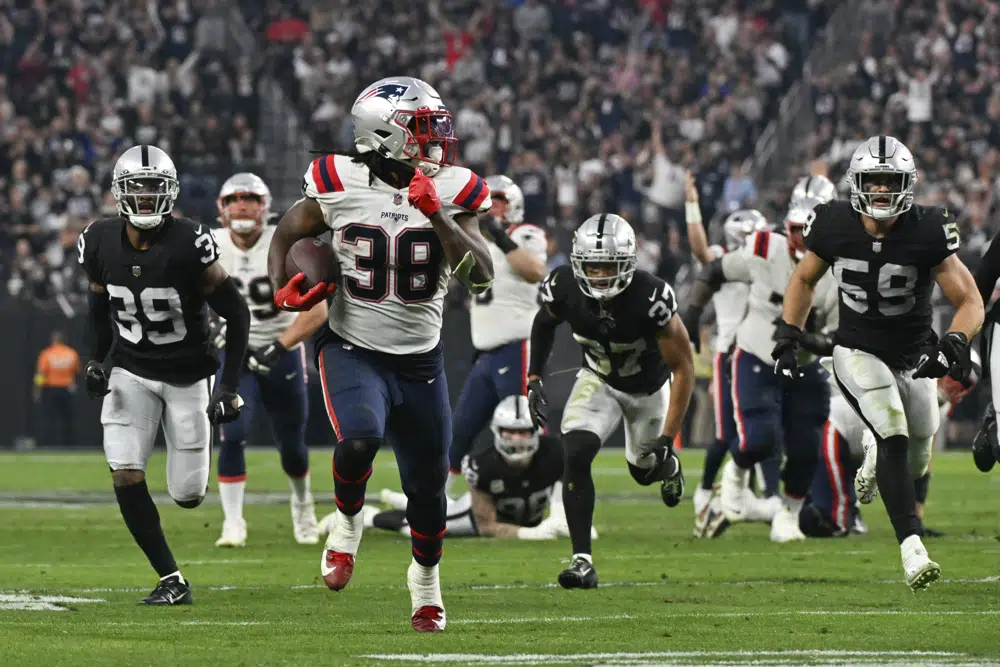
321, 550, 355, 591
411, 605, 446, 632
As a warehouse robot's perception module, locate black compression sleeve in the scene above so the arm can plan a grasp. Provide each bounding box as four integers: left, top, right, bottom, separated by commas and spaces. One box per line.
528, 307, 560, 377
975, 233, 1000, 309
206, 277, 250, 392
87, 288, 113, 362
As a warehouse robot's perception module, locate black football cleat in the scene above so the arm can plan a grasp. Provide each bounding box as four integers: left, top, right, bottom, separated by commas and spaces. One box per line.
558, 556, 598, 590
660, 453, 685, 508
140, 574, 193, 605
972, 404, 998, 473
923, 527, 946, 538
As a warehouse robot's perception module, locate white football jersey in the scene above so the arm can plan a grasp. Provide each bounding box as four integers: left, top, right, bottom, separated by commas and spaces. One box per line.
303, 154, 491, 354
212, 225, 297, 349
470, 223, 547, 351
721, 231, 838, 364
707, 244, 749, 354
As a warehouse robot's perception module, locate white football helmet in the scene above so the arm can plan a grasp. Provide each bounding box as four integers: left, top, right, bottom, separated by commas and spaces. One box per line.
790, 175, 836, 209
846, 135, 917, 220
111, 145, 179, 229
722, 209, 769, 252
218, 172, 272, 235
785, 174, 837, 258
491, 395, 540, 465
485, 175, 525, 224
570, 214, 637, 301
351, 76, 456, 176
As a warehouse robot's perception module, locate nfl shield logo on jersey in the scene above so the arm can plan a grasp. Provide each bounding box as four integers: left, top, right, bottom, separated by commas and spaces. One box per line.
393, 193, 403, 207
132, 265, 141, 277
872, 241, 882, 253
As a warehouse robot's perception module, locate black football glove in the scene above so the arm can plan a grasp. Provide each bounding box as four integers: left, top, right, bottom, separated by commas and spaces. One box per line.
247, 340, 285, 376
526, 377, 548, 429
207, 387, 244, 425
680, 307, 703, 353
209, 319, 227, 350
772, 320, 803, 380
913, 331, 969, 380
84, 360, 110, 398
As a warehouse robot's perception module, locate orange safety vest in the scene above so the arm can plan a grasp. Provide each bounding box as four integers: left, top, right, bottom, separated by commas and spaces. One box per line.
36, 343, 80, 389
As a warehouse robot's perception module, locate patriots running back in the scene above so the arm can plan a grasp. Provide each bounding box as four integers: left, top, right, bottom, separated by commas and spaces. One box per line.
267, 76, 494, 632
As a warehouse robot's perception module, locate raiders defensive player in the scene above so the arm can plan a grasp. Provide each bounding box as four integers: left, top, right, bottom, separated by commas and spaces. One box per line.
344, 396, 591, 540
211, 173, 328, 548
268, 76, 493, 632
776, 135, 983, 590
971, 228, 1000, 472
448, 175, 547, 496
79, 145, 250, 604
527, 214, 693, 589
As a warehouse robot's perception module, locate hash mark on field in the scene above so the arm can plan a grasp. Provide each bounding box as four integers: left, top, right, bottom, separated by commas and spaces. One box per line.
0, 559, 265, 568
451, 614, 635, 625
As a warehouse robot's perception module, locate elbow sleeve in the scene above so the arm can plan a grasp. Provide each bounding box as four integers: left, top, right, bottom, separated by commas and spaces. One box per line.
87, 289, 113, 361
528, 308, 559, 377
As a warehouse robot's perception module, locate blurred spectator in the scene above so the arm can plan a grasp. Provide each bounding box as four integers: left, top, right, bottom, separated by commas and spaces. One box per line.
33, 330, 79, 449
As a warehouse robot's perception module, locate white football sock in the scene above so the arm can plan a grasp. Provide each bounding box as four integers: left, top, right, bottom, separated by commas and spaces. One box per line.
289, 473, 311, 504
219, 480, 246, 522
161, 570, 184, 584
572, 552, 593, 565
783, 494, 805, 515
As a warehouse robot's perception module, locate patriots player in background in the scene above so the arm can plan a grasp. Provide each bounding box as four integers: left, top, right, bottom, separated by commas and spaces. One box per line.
447, 175, 547, 497
681, 182, 839, 543
350, 396, 589, 540
210, 173, 328, 548
776, 135, 983, 589
801, 355, 979, 538
528, 214, 692, 589
685, 181, 765, 537
267, 77, 493, 631
80, 145, 250, 604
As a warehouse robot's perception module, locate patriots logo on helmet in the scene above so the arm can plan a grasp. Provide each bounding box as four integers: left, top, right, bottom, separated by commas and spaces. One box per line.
358, 83, 411, 105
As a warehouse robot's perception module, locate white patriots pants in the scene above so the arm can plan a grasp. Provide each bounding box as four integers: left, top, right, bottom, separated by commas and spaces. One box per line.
560, 370, 670, 467
101, 367, 213, 503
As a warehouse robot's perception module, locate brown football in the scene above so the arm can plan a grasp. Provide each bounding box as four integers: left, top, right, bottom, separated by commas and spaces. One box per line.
285, 238, 340, 290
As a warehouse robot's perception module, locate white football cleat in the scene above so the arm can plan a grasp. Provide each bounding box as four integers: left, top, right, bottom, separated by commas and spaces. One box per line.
720, 460, 750, 522
291, 495, 320, 545
380, 488, 409, 510
215, 518, 247, 548
745, 493, 782, 523
321, 510, 364, 591
408, 559, 445, 632
855, 431, 879, 504
770, 506, 806, 543
901, 535, 940, 591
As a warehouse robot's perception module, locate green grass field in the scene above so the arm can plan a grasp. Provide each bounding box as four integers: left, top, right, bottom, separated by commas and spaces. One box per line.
1, 448, 1000, 666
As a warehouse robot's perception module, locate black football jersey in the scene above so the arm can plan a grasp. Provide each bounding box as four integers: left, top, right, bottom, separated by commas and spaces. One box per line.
539, 265, 675, 394
79, 216, 221, 384
463, 434, 563, 528
804, 200, 958, 370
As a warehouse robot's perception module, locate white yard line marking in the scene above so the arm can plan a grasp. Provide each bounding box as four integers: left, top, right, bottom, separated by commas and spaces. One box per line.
0, 593, 105, 611
0, 559, 265, 568
450, 614, 635, 625
357, 650, 971, 664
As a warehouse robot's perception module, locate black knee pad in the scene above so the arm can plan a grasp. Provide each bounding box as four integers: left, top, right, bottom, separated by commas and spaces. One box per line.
730, 449, 756, 470
562, 431, 601, 478
877, 434, 908, 458
334, 438, 383, 480
798, 502, 844, 538
175, 495, 204, 509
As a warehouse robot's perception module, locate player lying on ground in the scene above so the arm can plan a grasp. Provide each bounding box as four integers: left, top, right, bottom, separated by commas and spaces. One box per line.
528, 213, 692, 590
80, 145, 249, 605
210, 173, 328, 548
681, 183, 839, 544
323, 396, 598, 541
447, 175, 547, 497
267, 76, 493, 632
776, 135, 983, 590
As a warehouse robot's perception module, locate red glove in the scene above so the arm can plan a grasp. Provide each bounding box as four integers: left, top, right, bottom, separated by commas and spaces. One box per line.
273, 273, 335, 312
408, 169, 441, 217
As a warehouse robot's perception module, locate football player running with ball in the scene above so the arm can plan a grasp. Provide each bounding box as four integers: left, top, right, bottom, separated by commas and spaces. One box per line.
79, 145, 250, 604
775, 135, 983, 590
447, 175, 547, 496
267, 77, 493, 632
211, 173, 329, 548
528, 214, 693, 589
